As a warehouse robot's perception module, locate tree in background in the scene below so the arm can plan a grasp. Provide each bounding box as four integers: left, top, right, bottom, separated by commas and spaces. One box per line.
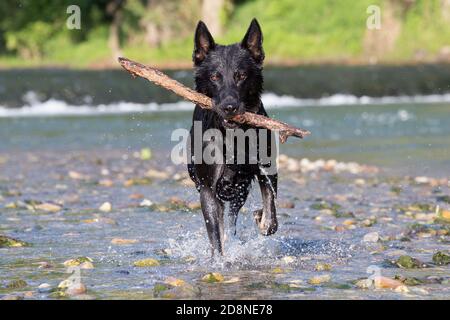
106, 0, 124, 61
0, 0, 229, 60
0, 0, 448, 66
0, 0, 111, 60
123, 0, 208, 48
201, 0, 233, 36
103, 0, 231, 59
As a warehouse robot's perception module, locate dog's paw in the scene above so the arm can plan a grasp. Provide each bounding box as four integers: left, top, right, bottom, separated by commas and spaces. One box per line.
253, 209, 263, 224
253, 209, 278, 236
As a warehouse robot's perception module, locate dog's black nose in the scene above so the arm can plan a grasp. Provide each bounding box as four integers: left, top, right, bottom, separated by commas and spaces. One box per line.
224, 104, 238, 115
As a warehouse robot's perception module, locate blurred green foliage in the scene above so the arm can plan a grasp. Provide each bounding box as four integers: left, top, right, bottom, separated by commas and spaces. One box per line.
0, 0, 448, 67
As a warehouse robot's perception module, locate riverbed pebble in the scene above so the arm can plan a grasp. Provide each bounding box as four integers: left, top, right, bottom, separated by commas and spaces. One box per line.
65, 283, 87, 296
202, 273, 224, 283
279, 200, 295, 209
374, 276, 404, 289
0, 235, 30, 247
98, 179, 114, 187
99, 202, 112, 212
146, 169, 169, 179
82, 217, 117, 225
363, 232, 380, 242
133, 258, 160, 267
315, 263, 332, 271
38, 283, 52, 293
139, 199, 154, 207
432, 251, 450, 265
111, 238, 138, 245
396, 255, 426, 269
6, 279, 27, 289
281, 256, 295, 264
63, 257, 94, 269
223, 277, 240, 284
34, 203, 62, 213
68, 171, 88, 180
309, 274, 331, 285
139, 148, 152, 160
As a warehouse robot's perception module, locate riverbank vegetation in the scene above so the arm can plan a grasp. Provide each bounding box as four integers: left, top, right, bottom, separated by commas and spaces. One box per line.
0, 0, 449, 68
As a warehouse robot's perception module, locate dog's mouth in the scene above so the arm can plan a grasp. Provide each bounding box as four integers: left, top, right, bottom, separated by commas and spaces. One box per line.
222, 118, 240, 129
213, 102, 245, 129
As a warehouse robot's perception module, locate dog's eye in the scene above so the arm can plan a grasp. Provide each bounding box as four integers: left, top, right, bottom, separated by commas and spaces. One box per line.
237, 72, 247, 81
210, 73, 220, 82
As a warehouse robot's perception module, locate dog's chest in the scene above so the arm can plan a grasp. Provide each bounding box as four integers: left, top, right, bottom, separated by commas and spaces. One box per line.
216, 165, 256, 201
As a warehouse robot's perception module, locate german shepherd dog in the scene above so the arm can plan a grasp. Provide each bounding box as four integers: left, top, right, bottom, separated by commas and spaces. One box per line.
188, 19, 278, 256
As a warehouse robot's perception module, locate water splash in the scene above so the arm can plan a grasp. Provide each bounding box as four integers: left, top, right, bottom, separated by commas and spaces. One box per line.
166, 225, 354, 271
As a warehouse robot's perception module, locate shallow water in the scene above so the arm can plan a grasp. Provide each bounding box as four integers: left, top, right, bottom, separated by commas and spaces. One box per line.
1, 102, 450, 176
0, 66, 449, 299
0, 147, 449, 299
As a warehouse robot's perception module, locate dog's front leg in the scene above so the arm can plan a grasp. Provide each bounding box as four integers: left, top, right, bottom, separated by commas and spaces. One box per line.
200, 187, 225, 256
254, 173, 278, 236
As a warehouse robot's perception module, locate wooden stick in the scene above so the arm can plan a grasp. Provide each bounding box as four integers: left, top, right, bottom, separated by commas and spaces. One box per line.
118, 57, 310, 143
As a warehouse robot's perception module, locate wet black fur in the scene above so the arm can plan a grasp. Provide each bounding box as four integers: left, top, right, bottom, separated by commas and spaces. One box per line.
187, 19, 278, 256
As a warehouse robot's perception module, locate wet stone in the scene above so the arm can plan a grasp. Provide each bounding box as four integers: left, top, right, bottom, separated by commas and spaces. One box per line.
6, 279, 28, 289
0, 235, 30, 248
133, 258, 160, 267
395, 255, 427, 269
432, 251, 450, 265
202, 273, 224, 283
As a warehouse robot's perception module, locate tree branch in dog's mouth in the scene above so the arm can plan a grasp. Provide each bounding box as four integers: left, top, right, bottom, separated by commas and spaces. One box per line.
118, 57, 311, 143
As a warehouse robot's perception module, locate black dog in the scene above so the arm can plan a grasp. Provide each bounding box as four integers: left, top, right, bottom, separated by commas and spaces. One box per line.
188, 19, 278, 256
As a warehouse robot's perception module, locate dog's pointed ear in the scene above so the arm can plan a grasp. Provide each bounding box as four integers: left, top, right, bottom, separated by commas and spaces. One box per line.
193, 21, 215, 65
241, 18, 264, 64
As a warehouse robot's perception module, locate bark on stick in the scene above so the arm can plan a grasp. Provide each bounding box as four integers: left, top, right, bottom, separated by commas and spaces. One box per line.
118, 57, 310, 143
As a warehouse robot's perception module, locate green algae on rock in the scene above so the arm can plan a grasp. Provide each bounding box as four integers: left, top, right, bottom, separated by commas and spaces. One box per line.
322, 282, 352, 290
310, 201, 341, 214
147, 197, 200, 213
153, 280, 199, 299
394, 275, 423, 286
153, 283, 170, 296
432, 251, 450, 265
308, 274, 331, 285
315, 262, 332, 271
156, 285, 199, 299
202, 273, 224, 283
6, 279, 28, 289
133, 258, 160, 267
63, 257, 94, 269
396, 255, 427, 269
270, 282, 293, 293
0, 235, 30, 248
123, 177, 152, 187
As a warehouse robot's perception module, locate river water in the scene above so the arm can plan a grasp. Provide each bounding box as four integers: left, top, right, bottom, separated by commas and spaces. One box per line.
0, 67, 449, 299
